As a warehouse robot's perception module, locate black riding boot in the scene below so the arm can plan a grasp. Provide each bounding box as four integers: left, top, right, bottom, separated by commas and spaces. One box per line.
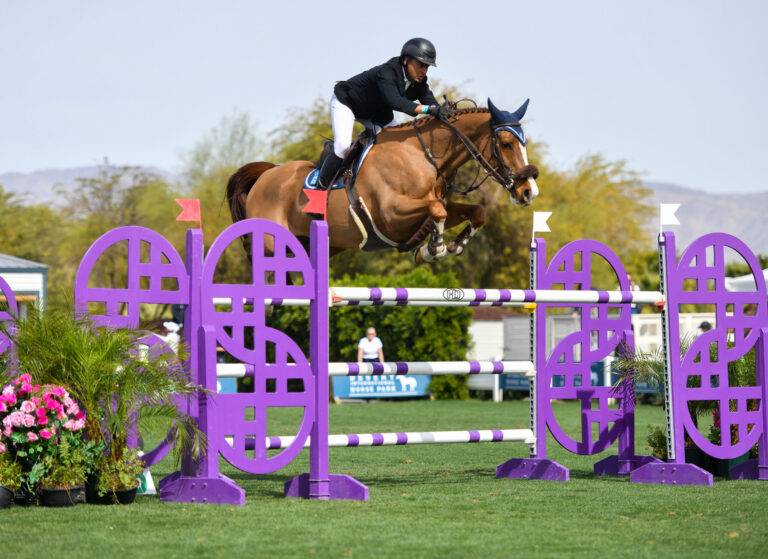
317, 152, 344, 190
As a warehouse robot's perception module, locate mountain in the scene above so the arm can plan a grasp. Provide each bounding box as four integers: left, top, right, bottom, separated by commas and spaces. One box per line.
646, 182, 768, 257
1, 167, 766, 256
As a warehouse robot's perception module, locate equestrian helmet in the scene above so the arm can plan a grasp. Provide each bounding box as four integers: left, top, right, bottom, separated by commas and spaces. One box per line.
401, 38, 437, 67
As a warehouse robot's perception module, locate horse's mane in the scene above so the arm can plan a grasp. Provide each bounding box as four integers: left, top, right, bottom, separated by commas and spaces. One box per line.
384, 106, 490, 131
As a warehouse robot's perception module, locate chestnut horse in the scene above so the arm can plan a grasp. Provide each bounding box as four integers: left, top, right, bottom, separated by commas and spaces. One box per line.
226, 99, 539, 263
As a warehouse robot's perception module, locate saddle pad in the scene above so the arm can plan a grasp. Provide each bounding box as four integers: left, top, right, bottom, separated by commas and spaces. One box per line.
303, 169, 346, 190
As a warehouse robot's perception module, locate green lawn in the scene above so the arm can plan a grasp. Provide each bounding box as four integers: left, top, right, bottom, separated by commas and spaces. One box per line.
1, 400, 766, 558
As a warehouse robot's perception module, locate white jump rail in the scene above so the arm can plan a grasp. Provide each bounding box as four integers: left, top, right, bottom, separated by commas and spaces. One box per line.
226, 429, 535, 450
215, 361, 535, 378
212, 287, 664, 307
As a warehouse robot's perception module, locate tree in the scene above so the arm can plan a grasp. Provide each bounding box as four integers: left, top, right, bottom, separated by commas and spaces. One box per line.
181, 112, 265, 284
56, 161, 182, 315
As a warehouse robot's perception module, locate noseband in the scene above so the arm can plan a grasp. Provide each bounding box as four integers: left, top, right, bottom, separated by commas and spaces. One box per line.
412, 114, 538, 202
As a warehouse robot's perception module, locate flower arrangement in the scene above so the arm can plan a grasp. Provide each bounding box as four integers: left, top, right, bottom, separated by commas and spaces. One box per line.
0, 374, 87, 490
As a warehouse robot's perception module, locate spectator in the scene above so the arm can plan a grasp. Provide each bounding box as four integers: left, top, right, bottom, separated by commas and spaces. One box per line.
699, 321, 712, 333
159, 321, 181, 354
357, 327, 384, 363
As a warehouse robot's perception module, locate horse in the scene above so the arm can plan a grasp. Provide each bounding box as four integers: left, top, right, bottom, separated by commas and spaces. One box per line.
226, 99, 539, 263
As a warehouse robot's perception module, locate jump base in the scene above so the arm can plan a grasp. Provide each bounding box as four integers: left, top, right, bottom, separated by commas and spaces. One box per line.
285, 473, 369, 501
159, 473, 246, 505
496, 458, 569, 481
630, 462, 712, 486
730, 459, 768, 481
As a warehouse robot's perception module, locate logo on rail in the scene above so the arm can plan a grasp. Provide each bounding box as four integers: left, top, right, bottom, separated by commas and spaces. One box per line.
442, 288, 465, 301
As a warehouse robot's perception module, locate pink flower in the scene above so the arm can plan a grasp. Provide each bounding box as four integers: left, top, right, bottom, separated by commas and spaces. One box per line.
0, 401, 6, 413
73, 418, 85, 430
37, 415, 48, 426
63, 419, 76, 431
2, 384, 14, 395
75, 411, 85, 420
18, 374, 32, 383
35, 407, 47, 418
714, 419, 721, 428
27, 432, 38, 442
9, 412, 24, 427
45, 398, 61, 411
52, 387, 66, 398
20, 400, 36, 413
19, 383, 33, 394
22, 414, 35, 428
2, 416, 12, 430
30, 396, 41, 407
40, 429, 51, 440
0, 442, 6, 453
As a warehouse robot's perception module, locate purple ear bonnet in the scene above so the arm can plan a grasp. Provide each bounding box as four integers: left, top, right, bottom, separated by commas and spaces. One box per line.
488, 98, 528, 145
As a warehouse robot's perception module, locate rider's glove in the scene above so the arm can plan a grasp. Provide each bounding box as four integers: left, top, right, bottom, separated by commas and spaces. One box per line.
426, 105, 451, 120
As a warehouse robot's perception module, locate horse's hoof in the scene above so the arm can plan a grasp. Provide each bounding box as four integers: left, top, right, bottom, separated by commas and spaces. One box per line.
413, 247, 424, 265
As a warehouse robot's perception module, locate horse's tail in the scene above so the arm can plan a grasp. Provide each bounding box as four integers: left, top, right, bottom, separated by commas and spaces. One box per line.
226, 161, 277, 223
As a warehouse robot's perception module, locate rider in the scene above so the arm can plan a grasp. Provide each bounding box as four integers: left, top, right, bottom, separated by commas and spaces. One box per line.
315, 38, 452, 190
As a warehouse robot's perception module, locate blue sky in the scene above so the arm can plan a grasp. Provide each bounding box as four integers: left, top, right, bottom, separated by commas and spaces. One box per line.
1, 0, 766, 193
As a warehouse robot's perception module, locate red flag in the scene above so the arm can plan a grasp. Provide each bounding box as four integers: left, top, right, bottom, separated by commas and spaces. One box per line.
175, 198, 202, 230
301, 189, 327, 220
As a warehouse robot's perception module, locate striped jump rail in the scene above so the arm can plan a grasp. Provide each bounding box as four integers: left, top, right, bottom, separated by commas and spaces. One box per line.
226, 429, 535, 450
213, 288, 663, 307
212, 297, 536, 309
329, 287, 665, 306
215, 361, 535, 378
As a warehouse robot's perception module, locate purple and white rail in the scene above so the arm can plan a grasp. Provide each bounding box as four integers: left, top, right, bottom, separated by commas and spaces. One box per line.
329, 287, 664, 306
215, 360, 535, 378
226, 428, 534, 450
212, 296, 536, 309
212, 287, 662, 308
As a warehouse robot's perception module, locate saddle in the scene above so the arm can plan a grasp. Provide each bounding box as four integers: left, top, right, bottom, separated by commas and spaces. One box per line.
311, 130, 435, 253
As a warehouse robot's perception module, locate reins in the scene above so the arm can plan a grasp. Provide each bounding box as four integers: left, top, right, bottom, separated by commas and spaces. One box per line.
412, 106, 524, 201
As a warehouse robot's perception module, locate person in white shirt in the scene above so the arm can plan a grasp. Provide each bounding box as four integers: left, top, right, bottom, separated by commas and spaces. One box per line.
158, 321, 181, 354
357, 327, 384, 363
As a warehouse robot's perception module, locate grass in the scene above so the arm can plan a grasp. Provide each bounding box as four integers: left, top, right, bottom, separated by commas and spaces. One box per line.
1, 399, 766, 558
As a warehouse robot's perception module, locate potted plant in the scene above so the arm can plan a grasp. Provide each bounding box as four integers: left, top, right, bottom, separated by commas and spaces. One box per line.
0, 305, 206, 505
0, 452, 22, 508
0, 374, 90, 504
91, 447, 145, 504
37, 434, 94, 507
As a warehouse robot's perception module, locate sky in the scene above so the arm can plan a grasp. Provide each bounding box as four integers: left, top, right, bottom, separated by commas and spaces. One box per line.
1, 1, 766, 194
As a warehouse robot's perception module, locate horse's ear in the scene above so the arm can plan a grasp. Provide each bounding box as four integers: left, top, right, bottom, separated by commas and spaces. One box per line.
487, 98, 505, 125
510, 98, 530, 122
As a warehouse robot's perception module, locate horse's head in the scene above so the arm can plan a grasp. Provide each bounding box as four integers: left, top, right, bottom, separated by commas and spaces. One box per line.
487, 98, 539, 206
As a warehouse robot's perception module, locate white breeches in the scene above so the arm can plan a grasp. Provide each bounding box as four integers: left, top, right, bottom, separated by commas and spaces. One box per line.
330, 93, 398, 158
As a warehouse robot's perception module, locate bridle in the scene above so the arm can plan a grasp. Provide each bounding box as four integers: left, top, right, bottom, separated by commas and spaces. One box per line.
412, 108, 537, 202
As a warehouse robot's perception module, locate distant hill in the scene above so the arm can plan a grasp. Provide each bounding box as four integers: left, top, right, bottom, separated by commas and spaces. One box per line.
1, 168, 766, 256
645, 182, 768, 257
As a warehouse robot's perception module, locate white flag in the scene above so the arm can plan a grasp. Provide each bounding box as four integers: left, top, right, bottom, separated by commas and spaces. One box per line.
659, 203, 680, 227
532, 211, 552, 234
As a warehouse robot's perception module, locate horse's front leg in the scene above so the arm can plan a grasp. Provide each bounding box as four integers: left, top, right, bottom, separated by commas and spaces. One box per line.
414, 200, 449, 264
444, 202, 486, 256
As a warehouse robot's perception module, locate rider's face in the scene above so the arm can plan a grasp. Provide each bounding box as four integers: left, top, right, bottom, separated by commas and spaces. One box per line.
404, 57, 429, 82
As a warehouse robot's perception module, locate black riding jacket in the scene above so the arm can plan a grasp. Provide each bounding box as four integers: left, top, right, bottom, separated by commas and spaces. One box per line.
333, 57, 439, 126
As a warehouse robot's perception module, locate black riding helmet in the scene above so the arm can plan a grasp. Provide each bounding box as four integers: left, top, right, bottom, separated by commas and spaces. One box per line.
401, 38, 437, 67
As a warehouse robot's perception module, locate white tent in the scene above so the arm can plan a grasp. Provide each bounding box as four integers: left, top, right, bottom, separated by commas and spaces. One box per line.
724, 269, 768, 292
